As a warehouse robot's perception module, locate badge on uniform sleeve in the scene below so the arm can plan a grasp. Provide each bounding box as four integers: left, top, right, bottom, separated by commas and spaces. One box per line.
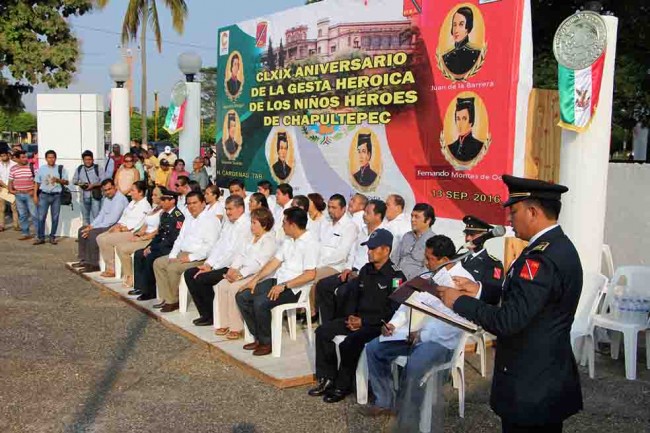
176, 221, 183, 230
493, 267, 502, 279
392, 278, 402, 289
519, 259, 541, 281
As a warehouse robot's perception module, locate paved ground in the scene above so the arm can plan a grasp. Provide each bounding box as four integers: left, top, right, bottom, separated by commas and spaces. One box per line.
0, 230, 649, 433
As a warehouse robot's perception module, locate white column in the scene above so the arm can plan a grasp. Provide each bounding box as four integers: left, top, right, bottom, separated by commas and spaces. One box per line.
558, 16, 618, 276
179, 81, 201, 163
110, 87, 130, 155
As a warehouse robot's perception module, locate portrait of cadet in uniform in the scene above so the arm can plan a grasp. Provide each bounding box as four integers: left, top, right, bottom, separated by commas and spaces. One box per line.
436, 4, 486, 80
272, 132, 292, 181
448, 97, 483, 162
225, 52, 243, 98
222, 111, 242, 161
351, 133, 379, 189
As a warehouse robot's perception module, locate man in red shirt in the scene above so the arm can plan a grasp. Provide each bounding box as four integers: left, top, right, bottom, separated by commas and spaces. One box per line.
8, 150, 37, 240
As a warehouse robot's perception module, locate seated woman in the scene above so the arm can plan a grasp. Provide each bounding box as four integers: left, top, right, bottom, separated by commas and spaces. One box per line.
214, 207, 276, 340
114, 153, 141, 197
96, 181, 152, 278
204, 184, 225, 222
115, 186, 163, 288
249, 192, 269, 211
167, 159, 189, 192
307, 192, 326, 240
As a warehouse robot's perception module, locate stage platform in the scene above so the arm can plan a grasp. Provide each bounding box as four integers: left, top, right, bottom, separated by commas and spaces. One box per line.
66, 263, 316, 389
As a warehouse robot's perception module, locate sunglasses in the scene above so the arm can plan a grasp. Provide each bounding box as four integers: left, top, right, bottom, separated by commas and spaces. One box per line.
124, 159, 134, 163
160, 196, 173, 201
175, 183, 180, 187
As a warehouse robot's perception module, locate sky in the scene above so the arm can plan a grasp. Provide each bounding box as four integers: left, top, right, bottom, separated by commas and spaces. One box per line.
23, 0, 306, 113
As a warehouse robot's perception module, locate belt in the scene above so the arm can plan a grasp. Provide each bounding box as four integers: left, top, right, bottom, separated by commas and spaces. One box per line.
15, 190, 34, 194
39, 191, 61, 195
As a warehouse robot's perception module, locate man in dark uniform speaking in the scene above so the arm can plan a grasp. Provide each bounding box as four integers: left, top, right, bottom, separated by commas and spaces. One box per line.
460, 214, 504, 305
448, 97, 484, 162
438, 175, 583, 433
131, 188, 185, 302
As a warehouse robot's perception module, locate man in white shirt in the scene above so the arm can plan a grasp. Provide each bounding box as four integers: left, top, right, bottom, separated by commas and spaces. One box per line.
273, 183, 293, 243
384, 194, 411, 247
184, 195, 251, 326
0, 142, 18, 231
309, 194, 359, 322
227, 178, 251, 212
362, 235, 477, 423
257, 179, 277, 210
315, 199, 386, 322
158, 145, 177, 166
236, 207, 319, 356
153, 191, 220, 312
348, 193, 368, 232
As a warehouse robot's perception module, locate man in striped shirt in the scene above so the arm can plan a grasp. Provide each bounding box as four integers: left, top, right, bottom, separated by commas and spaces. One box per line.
8, 150, 37, 240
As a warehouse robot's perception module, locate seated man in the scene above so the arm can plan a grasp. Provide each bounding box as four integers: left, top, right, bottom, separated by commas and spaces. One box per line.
72, 179, 128, 273
460, 215, 505, 305
392, 203, 437, 280
235, 207, 319, 356
227, 178, 250, 211
184, 195, 251, 326
362, 235, 476, 428
308, 229, 406, 403
348, 193, 368, 232
315, 199, 386, 322
132, 188, 185, 301
152, 191, 220, 312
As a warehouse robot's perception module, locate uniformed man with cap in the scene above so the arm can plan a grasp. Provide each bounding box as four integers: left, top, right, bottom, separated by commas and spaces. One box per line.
308, 228, 406, 404
460, 215, 505, 305
437, 175, 583, 433
131, 188, 185, 301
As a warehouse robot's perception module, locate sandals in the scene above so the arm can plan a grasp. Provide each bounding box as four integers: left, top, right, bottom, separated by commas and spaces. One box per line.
122, 276, 134, 288
215, 327, 230, 336
100, 271, 116, 278
227, 330, 242, 340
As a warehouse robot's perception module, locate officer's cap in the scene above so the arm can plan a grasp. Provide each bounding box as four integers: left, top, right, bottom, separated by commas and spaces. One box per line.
159, 187, 179, 200
361, 228, 394, 249
463, 215, 492, 234
502, 174, 568, 207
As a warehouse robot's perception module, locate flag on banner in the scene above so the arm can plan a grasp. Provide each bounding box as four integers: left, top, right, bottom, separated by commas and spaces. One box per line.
558, 51, 605, 132
164, 81, 188, 135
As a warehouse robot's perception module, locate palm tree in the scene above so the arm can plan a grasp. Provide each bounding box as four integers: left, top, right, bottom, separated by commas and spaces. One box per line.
97, 0, 188, 147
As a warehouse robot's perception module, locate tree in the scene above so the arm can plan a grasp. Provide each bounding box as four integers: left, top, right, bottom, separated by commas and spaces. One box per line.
0, 0, 93, 111
267, 38, 276, 70
278, 39, 286, 69
96, 0, 188, 148
199, 67, 217, 122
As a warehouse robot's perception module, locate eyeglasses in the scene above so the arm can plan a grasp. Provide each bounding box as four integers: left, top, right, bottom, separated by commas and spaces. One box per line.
124, 159, 133, 163
175, 183, 180, 188
160, 196, 173, 201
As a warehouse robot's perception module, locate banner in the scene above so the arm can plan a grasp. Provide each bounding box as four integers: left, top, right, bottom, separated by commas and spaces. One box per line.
164, 81, 188, 135
215, 0, 529, 224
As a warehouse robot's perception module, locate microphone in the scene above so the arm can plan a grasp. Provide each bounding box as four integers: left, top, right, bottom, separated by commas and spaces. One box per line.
463, 225, 506, 248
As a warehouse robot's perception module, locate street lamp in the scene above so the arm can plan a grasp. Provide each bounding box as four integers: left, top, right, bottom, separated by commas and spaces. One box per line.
178, 52, 202, 82
109, 62, 129, 88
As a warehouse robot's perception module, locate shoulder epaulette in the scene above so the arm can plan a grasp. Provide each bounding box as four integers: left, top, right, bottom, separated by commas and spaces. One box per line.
488, 253, 502, 263
528, 242, 550, 254
173, 210, 183, 217
391, 263, 401, 272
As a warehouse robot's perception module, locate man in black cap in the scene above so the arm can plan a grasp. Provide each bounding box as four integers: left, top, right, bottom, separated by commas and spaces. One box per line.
308, 228, 405, 403
131, 188, 185, 301
223, 113, 240, 156
448, 97, 484, 162
272, 131, 292, 181
437, 175, 583, 433
352, 133, 378, 187
460, 215, 504, 305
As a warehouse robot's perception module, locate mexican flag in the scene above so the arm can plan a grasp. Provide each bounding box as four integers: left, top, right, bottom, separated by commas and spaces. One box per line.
163, 81, 188, 135
558, 52, 605, 132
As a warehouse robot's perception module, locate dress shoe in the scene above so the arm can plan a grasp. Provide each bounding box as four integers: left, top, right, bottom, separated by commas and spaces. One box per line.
193, 317, 213, 326
323, 388, 349, 403
128, 289, 142, 296
71, 262, 86, 268
243, 341, 259, 351
18, 235, 33, 241
33, 239, 45, 245
49, 238, 57, 245
153, 300, 166, 309
308, 378, 334, 397
137, 294, 156, 301
160, 302, 179, 313
81, 265, 100, 273
252, 344, 272, 356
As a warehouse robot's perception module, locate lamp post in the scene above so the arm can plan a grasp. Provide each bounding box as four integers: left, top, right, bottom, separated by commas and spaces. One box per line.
177, 52, 202, 163
109, 62, 131, 155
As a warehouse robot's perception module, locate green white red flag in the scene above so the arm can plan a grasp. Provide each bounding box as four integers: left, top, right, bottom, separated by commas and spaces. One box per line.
558, 51, 605, 132
163, 81, 188, 135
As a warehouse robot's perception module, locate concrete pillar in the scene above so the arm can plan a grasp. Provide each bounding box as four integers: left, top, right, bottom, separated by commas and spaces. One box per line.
110, 87, 130, 155
559, 16, 618, 276
179, 81, 201, 163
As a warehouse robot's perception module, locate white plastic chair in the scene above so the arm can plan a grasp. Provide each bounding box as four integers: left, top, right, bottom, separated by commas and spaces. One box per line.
212, 283, 223, 330
178, 276, 192, 313
601, 244, 615, 280
591, 266, 650, 380
391, 332, 469, 431
468, 330, 489, 378
115, 250, 122, 278
243, 284, 315, 357
570, 272, 608, 378
332, 336, 369, 404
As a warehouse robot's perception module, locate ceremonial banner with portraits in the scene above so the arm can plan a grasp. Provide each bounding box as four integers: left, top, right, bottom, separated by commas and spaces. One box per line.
215, 0, 530, 224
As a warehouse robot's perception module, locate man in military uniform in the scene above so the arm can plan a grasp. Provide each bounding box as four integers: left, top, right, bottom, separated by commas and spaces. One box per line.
308, 229, 406, 403
223, 112, 240, 157
448, 97, 484, 162
438, 175, 583, 433
460, 214, 504, 305
442, 6, 481, 76
352, 133, 378, 187
226, 53, 242, 97
271, 131, 292, 181
131, 188, 185, 302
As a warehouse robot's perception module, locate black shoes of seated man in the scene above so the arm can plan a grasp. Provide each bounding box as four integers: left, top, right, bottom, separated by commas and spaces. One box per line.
323, 388, 349, 403
193, 317, 213, 326
308, 378, 334, 397
137, 294, 156, 301
128, 289, 141, 296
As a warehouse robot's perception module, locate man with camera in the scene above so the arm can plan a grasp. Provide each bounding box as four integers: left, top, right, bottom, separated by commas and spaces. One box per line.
73, 150, 104, 226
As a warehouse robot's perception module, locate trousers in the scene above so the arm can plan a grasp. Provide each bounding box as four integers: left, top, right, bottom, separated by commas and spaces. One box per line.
315, 273, 355, 322
77, 226, 110, 266
36, 192, 61, 240
184, 266, 228, 320
133, 247, 169, 297
153, 255, 203, 303
15, 192, 37, 236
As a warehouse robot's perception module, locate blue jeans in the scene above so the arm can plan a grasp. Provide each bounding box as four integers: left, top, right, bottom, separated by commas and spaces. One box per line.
37, 192, 61, 240
15, 193, 37, 236
81, 195, 102, 226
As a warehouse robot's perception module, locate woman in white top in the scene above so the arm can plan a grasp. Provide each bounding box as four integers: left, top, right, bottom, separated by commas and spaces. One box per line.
249, 192, 269, 211
214, 207, 277, 340
96, 181, 152, 279
307, 192, 327, 241
204, 185, 225, 222
116, 186, 163, 287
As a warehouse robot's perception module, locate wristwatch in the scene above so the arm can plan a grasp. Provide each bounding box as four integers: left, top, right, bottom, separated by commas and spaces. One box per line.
282, 283, 288, 291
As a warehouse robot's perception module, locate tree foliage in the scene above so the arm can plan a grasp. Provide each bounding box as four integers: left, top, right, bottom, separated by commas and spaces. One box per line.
199, 66, 217, 122
0, 0, 93, 111
0, 109, 37, 133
